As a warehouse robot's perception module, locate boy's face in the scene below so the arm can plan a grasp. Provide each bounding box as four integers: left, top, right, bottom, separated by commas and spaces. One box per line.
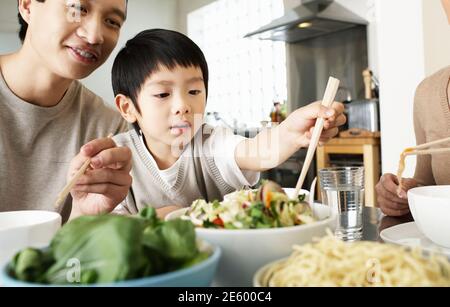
24, 0, 126, 79
135, 65, 207, 150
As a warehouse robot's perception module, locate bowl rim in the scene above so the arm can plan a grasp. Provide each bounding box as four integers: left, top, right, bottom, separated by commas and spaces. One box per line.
408, 185, 450, 202
253, 257, 287, 287
0, 241, 221, 287
0, 211, 62, 233
166, 203, 334, 235
224, 188, 310, 197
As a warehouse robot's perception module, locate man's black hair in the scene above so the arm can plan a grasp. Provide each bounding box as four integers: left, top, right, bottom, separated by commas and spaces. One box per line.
112, 29, 209, 131
17, 0, 128, 43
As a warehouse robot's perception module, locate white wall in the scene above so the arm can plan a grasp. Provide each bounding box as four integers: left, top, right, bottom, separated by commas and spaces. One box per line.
376, 0, 425, 177
423, 0, 450, 76
177, 0, 216, 34
81, 0, 179, 106
376, 0, 450, 176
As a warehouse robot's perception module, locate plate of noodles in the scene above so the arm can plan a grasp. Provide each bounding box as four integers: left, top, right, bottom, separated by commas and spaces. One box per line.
254, 233, 450, 287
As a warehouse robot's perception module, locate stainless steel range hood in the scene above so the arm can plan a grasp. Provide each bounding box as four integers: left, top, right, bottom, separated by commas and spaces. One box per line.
244, 0, 367, 43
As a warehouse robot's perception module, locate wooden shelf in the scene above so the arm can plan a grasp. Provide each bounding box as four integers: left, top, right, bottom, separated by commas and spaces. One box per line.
316, 136, 381, 207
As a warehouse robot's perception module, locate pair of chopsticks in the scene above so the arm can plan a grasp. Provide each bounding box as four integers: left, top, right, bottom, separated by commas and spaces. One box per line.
396, 136, 450, 196
403, 136, 450, 157
54, 134, 113, 208
294, 77, 340, 197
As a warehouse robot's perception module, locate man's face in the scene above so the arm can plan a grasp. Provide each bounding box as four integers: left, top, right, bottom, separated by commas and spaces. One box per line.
136, 65, 207, 152
442, 0, 450, 24
26, 0, 126, 79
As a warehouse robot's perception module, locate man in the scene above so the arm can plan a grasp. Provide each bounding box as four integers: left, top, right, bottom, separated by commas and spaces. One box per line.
0, 0, 131, 222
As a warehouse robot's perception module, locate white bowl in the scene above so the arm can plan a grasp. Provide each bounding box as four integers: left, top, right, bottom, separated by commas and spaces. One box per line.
166, 203, 334, 287
408, 186, 450, 248
0, 211, 61, 266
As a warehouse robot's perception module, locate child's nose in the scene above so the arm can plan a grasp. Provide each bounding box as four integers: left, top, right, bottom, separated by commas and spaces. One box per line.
172, 99, 191, 115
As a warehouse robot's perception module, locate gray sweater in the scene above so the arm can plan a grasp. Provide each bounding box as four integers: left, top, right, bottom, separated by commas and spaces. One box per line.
113, 126, 259, 214
0, 73, 128, 222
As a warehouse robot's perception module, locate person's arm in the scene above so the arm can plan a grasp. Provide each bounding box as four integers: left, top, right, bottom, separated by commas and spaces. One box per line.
413, 88, 436, 187
235, 101, 345, 171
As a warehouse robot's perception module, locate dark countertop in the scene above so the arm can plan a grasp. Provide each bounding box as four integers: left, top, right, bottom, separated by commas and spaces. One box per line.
361, 207, 413, 242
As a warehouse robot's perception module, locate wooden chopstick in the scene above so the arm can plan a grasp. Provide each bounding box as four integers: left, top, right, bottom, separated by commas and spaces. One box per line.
54, 159, 91, 208
411, 136, 450, 151
54, 134, 114, 208
294, 77, 340, 197
404, 147, 450, 156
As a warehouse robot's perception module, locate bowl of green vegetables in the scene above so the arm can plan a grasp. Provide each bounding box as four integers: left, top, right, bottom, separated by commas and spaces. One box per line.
1, 208, 220, 287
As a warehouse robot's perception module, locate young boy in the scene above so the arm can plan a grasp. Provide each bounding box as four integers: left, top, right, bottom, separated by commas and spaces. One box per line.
111, 29, 345, 216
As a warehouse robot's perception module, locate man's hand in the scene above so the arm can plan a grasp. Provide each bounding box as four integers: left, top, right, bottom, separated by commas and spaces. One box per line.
68, 137, 132, 219
375, 173, 418, 216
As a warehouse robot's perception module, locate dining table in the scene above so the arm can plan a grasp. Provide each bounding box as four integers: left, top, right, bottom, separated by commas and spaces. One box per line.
359, 206, 414, 242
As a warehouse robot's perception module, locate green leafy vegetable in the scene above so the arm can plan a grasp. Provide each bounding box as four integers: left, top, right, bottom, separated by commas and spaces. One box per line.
8, 207, 208, 285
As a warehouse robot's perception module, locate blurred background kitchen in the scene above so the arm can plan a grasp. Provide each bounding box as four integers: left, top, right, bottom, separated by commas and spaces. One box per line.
1, 0, 450, 205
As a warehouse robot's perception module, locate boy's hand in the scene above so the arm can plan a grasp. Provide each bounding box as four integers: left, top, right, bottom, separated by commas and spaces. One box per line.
284, 101, 346, 148
68, 137, 132, 218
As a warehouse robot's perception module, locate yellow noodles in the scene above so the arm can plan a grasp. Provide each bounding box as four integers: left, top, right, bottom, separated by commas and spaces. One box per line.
261, 235, 450, 287
396, 148, 413, 196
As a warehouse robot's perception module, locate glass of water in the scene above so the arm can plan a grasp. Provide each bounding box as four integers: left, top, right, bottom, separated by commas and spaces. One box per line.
319, 167, 365, 241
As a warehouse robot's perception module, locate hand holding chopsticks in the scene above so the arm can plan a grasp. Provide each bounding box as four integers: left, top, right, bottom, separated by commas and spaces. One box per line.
54, 158, 93, 208
294, 77, 341, 197
54, 134, 114, 209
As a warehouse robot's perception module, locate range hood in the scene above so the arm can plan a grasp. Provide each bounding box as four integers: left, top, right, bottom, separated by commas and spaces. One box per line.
244, 0, 367, 43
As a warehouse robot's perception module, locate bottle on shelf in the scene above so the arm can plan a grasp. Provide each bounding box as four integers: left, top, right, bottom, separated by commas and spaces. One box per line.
270, 99, 287, 124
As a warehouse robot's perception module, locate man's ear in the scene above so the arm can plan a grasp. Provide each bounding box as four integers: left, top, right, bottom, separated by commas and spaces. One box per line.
115, 94, 138, 123
18, 0, 32, 24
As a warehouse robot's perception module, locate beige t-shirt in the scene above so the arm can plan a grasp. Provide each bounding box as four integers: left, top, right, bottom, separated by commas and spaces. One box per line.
0, 73, 128, 222
413, 66, 450, 185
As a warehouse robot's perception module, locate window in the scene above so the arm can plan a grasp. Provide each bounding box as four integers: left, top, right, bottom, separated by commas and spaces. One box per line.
188, 0, 287, 128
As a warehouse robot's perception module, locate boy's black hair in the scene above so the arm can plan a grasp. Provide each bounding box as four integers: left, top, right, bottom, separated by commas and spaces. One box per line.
112, 29, 209, 131
17, 0, 128, 43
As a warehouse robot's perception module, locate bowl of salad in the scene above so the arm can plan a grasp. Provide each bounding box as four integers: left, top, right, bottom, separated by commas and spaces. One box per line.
166, 181, 335, 287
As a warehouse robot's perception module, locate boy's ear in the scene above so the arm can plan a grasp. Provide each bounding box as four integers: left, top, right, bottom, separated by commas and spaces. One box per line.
115, 94, 138, 124
18, 0, 32, 24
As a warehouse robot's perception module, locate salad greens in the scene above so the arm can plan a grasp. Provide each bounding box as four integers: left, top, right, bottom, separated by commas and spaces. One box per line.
183, 180, 315, 229
8, 208, 209, 285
